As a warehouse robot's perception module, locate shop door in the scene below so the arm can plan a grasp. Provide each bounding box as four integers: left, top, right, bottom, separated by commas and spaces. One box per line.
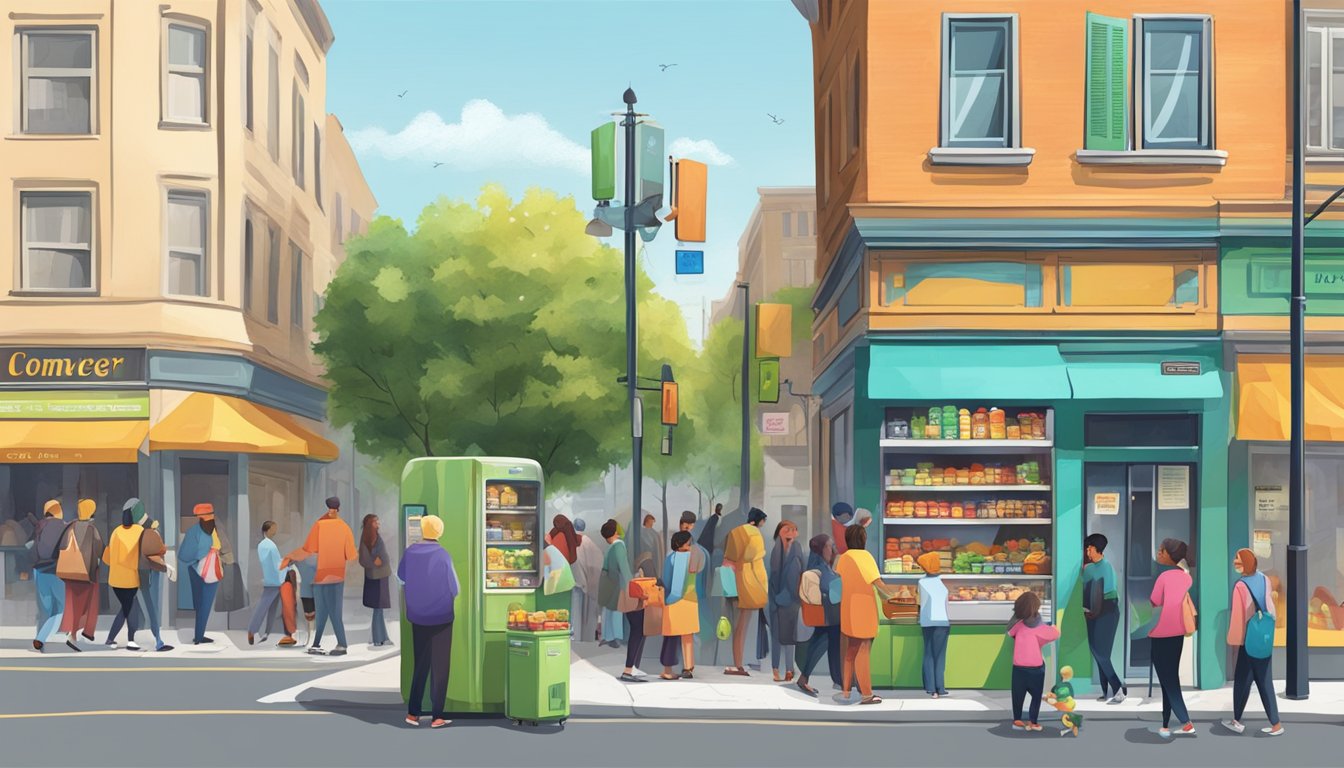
1084, 463, 1198, 683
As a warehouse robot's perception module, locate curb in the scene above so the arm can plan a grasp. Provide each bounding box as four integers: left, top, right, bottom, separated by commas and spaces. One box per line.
566, 704, 1343, 724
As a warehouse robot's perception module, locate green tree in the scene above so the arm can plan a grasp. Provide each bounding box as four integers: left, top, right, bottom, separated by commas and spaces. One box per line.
315, 185, 691, 492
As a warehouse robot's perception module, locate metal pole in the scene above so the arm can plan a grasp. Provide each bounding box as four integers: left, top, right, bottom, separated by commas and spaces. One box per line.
623, 88, 644, 571
1287, 0, 1310, 701
738, 282, 751, 516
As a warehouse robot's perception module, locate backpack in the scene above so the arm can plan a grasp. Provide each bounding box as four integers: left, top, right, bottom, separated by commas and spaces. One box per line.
1241, 575, 1275, 660
799, 569, 825, 627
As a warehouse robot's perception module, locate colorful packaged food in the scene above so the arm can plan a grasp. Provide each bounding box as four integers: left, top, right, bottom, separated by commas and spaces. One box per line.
989, 408, 1007, 440
972, 408, 990, 440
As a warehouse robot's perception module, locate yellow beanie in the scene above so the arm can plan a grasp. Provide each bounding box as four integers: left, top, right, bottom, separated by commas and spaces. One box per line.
917, 551, 942, 575
77, 499, 96, 520
419, 515, 444, 541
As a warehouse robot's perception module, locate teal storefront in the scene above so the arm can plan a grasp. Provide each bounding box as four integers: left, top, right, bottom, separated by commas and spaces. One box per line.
818, 335, 1232, 692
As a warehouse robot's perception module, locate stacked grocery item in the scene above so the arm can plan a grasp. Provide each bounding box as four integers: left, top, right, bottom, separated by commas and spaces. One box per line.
881, 537, 1051, 575
887, 406, 1048, 441
884, 499, 1050, 519
508, 608, 571, 631
949, 584, 1047, 603
887, 461, 1044, 487
486, 547, 536, 571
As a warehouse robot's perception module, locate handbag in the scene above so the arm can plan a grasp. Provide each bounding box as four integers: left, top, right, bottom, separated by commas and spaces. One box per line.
716, 615, 732, 640
1242, 576, 1276, 660
628, 576, 658, 601
199, 549, 223, 585
1181, 592, 1198, 637
718, 566, 737, 599
598, 570, 616, 609
55, 524, 89, 582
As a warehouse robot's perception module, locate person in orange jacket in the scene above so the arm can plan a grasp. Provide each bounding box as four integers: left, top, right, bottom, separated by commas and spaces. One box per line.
287, 497, 357, 656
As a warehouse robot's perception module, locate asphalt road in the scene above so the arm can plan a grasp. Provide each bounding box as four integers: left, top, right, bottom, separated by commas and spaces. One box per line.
0, 656, 1338, 768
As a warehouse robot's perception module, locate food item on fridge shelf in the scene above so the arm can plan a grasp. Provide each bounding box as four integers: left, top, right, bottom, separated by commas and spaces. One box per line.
959, 409, 971, 440
951, 503, 964, 518
1031, 414, 1046, 440
500, 486, 519, 508
989, 408, 1007, 440
486, 486, 501, 509
972, 408, 990, 440
914, 501, 928, 518
1017, 413, 1034, 439
1006, 419, 1021, 440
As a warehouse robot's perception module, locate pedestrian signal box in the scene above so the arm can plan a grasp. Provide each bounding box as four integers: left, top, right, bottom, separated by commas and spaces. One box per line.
661, 381, 678, 426
667, 159, 707, 243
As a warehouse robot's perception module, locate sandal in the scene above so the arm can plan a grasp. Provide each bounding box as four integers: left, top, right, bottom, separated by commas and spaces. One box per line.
797, 680, 818, 697
659, 673, 679, 680
859, 695, 883, 705
724, 667, 750, 676
680, 668, 695, 679
785, 671, 795, 682
404, 716, 420, 727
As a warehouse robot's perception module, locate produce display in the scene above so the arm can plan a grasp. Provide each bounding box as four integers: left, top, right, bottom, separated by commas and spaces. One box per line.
887, 462, 1044, 487
487, 547, 536, 572
508, 608, 571, 632
883, 537, 1051, 575
885, 499, 1049, 519
885, 406, 1048, 441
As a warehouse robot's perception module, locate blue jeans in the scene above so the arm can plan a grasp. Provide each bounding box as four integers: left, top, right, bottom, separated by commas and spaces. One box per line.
33, 569, 65, 644
371, 607, 389, 645
922, 625, 950, 694
770, 619, 795, 671
1012, 665, 1045, 724
138, 570, 164, 646
187, 567, 219, 641
602, 607, 626, 643
312, 583, 347, 648
248, 586, 282, 635
800, 624, 842, 686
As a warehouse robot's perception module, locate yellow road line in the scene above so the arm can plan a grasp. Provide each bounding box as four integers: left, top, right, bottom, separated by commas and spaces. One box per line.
0, 666, 318, 673
0, 709, 328, 720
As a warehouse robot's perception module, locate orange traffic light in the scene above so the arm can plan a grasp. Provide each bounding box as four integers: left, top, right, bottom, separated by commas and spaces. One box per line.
661, 381, 679, 426
668, 159, 707, 243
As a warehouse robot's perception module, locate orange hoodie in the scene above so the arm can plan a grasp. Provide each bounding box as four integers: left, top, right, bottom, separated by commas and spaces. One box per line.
300, 514, 357, 585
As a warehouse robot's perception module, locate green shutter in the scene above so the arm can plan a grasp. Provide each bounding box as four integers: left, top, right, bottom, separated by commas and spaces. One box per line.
591, 122, 616, 201
1085, 13, 1128, 151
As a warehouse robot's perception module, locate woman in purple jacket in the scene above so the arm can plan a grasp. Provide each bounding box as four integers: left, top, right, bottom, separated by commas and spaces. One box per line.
399, 515, 459, 729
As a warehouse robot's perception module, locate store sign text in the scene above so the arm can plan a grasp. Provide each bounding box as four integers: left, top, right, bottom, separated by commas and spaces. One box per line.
0, 348, 146, 385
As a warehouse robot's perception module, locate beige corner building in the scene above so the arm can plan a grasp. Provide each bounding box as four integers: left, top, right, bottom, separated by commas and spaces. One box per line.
0, 0, 375, 630
711, 187, 817, 535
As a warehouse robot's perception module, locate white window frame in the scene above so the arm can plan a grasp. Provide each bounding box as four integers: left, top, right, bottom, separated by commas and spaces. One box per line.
18, 28, 98, 135
17, 188, 97, 294
931, 14, 1033, 166
163, 188, 209, 298
1306, 12, 1344, 156
161, 19, 209, 126
1134, 14, 1214, 152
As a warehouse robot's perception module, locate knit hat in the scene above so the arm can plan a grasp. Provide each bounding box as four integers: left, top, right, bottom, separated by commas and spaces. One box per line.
917, 552, 942, 575
42, 499, 61, 517
573, 518, 587, 533
831, 502, 853, 521
420, 515, 444, 540
192, 503, 215, 520
121, 497, 143, 528
77, 499, 96, 521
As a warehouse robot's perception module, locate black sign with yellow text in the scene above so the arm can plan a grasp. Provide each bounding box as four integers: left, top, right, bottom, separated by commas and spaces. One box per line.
0, 348, 147, 385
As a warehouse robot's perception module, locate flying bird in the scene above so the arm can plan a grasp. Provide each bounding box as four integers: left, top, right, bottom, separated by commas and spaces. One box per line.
432, 162, 444, 168
768, 113, 784, 125
397, 90, 408, 98
658, 63, 677, 72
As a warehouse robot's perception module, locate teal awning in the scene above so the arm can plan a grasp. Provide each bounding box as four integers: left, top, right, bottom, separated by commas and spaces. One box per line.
868, 345, 1072, 401
1066, 361, 1222, 400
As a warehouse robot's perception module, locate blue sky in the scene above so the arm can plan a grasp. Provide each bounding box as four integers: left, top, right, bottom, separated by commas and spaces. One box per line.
322, 0, 815, 344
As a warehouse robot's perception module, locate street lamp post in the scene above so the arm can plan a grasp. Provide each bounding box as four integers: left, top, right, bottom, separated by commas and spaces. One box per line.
738, 281, 751, 517
1288, 0, 1310, 701
622, 88, 644, 569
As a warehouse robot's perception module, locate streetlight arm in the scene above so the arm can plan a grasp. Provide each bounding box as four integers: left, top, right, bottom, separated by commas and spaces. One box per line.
1306, 184, 1344, 225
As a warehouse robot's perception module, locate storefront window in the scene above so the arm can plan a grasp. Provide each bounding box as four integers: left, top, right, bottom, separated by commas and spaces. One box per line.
1059, 262, 1200, 309
881, 261, 1043, 308
828, 408, 853, 509
1249, 448, 1344, 648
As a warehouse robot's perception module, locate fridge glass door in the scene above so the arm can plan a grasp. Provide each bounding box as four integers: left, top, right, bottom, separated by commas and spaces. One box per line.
484, 479, 541, 591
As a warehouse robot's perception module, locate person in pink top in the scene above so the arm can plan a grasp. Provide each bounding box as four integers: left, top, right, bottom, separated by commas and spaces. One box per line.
1006, 591, 1059, 732
1221, 548, 1285, 737
1148, 538, 1196, 738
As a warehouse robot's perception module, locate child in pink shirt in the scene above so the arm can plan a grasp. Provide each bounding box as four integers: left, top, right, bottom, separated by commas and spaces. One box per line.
1006, 592, 1059, 731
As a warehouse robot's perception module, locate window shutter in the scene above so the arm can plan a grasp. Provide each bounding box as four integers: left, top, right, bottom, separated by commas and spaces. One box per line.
1085, 13, 1128, 151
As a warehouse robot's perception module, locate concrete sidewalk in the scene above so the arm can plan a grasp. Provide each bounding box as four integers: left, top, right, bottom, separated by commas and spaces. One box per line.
263, 641, 1344, 723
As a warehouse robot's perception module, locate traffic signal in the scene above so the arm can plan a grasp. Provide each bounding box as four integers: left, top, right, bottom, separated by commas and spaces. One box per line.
667, 158, 707, 243
591, 122, 616, 202
661, 381, 679, 426
758, 359, 780, 404
755, 303, 793, 358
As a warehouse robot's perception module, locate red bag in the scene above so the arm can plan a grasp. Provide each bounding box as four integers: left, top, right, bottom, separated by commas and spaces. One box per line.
628, 577, 657, 601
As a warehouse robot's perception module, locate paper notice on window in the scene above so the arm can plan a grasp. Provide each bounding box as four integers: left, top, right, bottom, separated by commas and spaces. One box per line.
1254, 486, 1287, 522
1156, 465, 1190, 510
1253, 530, 1273, 559
1093, 492, 1121, 516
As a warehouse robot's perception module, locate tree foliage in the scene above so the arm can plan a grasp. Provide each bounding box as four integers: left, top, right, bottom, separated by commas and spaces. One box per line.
315, 185, 690, 492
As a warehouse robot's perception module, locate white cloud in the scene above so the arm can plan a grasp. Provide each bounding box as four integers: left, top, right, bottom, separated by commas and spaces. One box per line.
347, 99, 590, 173
668, 137, 735, 166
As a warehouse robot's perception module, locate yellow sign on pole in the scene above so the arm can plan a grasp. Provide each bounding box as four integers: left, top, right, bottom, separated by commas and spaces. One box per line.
755, 303, 793, 358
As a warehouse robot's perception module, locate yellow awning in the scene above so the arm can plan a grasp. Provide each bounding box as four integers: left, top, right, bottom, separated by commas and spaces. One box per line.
0, 419, 148, 463
149, 393, 339, 462
1236, 355, 1344, 441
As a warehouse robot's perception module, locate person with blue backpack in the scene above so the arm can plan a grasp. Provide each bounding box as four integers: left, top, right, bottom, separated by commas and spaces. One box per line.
1220, 548, 1285, 737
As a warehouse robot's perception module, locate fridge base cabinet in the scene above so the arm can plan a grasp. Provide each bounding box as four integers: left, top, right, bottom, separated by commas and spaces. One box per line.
505, 629, 571, 725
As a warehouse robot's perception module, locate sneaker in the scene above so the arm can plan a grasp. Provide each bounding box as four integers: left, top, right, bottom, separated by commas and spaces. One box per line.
1108, 693, 1127, 705
307, 646, 326, 656
32, 640, 43, 652
631, 667, 649, 678
1011, 720, 1027, 731
104, 641, 119, 649
65, 637, 82, 653
1261, 725, 1285, 737
1027, 723, 1044, 732
1220, 719, 1246, 734
156, 644, 174, 652
832, 691, 856, 705
278, 637, 297, 647
1174, 723, 1197, 737
430, 718, 451, 729
404, 716, 420, 727
1097, 695, 1111, 702
329, 646, 348, 657
259, 633, 269, 643
618, 673, 647, 683
126, 642, 142, 652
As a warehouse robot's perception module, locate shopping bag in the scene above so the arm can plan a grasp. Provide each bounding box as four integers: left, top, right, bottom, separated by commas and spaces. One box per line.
55, 524, 89, 582
1181, 593, 1198, 637
628, 577, 658, 601
199, 549, 222, 585
543, 545, 576, 595
716, 615, 732, 640
718, 566, 737, 599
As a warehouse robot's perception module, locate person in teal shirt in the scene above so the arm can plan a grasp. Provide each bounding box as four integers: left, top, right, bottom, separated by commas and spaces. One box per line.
1082, 533, 1124, 702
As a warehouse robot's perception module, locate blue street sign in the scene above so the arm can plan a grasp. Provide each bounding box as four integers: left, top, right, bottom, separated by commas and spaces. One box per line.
675, 249, 704, 275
